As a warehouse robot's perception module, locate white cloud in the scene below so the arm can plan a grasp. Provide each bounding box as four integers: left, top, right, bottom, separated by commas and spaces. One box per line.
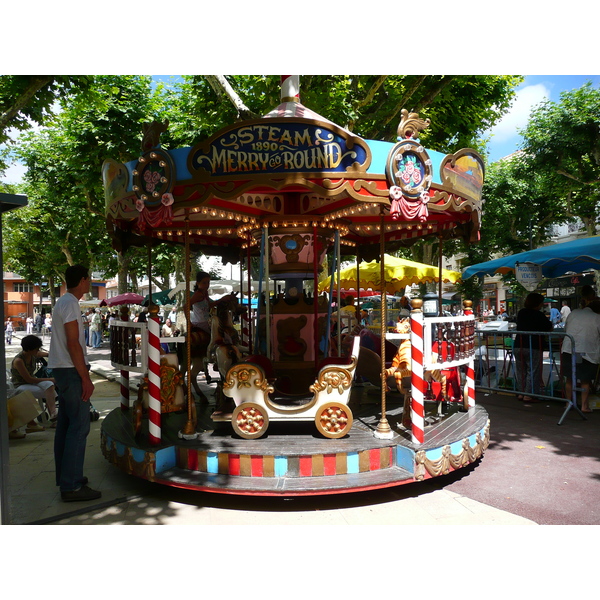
488, 83, 550, 142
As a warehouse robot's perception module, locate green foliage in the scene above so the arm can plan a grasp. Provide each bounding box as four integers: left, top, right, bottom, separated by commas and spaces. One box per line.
2, 74, 525, 293
0, 76, 95, 173
519, 82, 600, 235
4, 76, 162, 282
475, 153, 563, 257
155, 75, 522, 154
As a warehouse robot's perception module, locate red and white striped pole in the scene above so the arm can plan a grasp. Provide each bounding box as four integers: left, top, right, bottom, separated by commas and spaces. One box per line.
280, 76, 300, 102
463, 301, 475, 409
410, 301, 425, 445
147, 314, 162, 445
466, 358, 476, 408
120, 370, 129, 411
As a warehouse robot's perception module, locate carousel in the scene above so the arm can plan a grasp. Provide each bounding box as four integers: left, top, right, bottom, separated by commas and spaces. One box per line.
99, 76, 489, 496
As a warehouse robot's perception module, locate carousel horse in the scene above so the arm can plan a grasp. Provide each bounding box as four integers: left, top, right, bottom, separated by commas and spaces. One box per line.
383, 319, 448, 427
349, 320, 459, 428
185, 293, 247, 400
205, 300, 244, 380
205, 298, 247, 412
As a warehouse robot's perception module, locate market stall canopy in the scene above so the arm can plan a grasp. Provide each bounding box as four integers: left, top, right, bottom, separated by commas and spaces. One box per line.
143, 289, 174, 306
106, 292, 145, 307
319, 254, 461, 294
462, 236, 600, 280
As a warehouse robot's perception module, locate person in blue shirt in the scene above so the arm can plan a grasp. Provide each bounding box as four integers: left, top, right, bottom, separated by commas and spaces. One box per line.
550, 305, 561, 326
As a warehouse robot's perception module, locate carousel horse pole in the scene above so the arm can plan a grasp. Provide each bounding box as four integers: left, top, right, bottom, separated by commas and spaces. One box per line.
180, 216, 200, 438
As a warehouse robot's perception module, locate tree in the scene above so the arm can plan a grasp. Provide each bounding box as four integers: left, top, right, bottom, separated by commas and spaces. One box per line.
519, 82, 600, 236
164, 75, 523, 154
7, 76, 165, 290
473, 152, 568, 258
0, 75, 95, 173
2, 74, 524, 295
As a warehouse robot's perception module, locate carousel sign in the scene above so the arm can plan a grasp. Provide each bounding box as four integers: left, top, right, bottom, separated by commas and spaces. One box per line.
189, 120, 370, 176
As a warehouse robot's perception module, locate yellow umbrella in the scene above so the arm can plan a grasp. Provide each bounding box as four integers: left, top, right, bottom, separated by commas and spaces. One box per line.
319, 254, 461, 294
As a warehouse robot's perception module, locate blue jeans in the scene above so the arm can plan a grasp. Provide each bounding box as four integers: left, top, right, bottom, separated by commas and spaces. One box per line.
91, 330, 102, 347
514, 348, 544, 396
53, 368, 91, 492
84, 328, 90, 346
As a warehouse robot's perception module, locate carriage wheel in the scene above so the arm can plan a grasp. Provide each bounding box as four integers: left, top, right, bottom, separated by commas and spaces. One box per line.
232, 402, 269, 439
315, 402, 353, 439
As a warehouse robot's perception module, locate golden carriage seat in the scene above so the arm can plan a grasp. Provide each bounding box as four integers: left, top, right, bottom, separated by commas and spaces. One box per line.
223, 335, 361, 409
138, 353, 186, 413
241, 354, 277, 383
308, 333, 361, 404
222, 359, 276, 408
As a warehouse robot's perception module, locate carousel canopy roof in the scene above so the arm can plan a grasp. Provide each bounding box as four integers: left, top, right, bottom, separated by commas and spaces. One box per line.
103, 79, 484, 261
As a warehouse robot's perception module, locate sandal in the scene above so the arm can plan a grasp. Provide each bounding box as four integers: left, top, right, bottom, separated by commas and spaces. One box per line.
523, 396, 540, 403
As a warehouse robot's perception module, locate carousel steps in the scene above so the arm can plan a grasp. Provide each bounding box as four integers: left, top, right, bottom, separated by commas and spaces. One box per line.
154, 464, 414, 495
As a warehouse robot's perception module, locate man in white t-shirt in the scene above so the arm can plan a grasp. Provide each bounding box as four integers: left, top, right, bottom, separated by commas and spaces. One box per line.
561, 299, 600, 413
49, 264, 101, 502
560, 301, 571, 322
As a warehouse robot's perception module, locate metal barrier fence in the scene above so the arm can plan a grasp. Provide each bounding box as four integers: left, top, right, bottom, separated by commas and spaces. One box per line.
474, 329, 590, 424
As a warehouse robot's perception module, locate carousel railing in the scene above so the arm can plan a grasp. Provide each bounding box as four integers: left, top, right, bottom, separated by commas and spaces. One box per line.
422, 315, 476, 371
110, 317, 188, 445
408, 311, 476, 445
110, 320, 148, 420
110, 320, 148, 374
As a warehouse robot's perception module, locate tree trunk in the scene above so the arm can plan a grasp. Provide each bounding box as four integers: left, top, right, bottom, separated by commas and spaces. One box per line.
117, 251, 132, 294
204, 75, 258, 120
0, 76, 54, 132
48, 274, 56, 309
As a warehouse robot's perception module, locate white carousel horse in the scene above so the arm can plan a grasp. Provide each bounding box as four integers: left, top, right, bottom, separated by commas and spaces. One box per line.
186, 293, 246, 400
205, 300, 244, 381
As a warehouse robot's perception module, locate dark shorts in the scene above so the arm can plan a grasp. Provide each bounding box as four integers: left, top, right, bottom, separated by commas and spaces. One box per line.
561, 353, 599, 382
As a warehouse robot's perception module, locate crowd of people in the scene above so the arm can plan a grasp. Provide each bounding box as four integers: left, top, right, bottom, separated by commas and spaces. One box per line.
510, 286, 600, 407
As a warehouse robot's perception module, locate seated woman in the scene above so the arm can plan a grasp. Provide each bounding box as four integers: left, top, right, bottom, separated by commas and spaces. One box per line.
11, 334, 58, 429
161, 317, 175, 353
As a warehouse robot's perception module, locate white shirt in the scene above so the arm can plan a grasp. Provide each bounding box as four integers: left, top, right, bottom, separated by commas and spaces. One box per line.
48, 292, 89, 368
560, 305, 571, 320
191, 296, 211, 332
561, 307, 600, 364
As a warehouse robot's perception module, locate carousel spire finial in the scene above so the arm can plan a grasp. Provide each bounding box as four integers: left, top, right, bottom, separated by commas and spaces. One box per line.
281, 75, 300, 103
397, 109, 430, 140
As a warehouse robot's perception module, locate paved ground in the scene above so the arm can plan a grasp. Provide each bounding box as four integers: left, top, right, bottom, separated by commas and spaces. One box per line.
4, 330, 599, 526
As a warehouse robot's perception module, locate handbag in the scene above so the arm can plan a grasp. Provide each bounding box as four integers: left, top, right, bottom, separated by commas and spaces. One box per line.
35, 357, 52, 378
7, 390, 41, 431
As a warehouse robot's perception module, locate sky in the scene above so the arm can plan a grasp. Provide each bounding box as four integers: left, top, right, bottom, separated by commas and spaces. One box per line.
485, 75, 600, 162
2, 74, 599, 186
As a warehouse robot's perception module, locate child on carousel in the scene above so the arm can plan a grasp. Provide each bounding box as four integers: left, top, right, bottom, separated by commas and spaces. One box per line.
189, 271, 214, 348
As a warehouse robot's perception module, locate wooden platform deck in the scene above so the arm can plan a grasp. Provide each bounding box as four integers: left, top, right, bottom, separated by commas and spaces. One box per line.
100, 385, 490, 496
